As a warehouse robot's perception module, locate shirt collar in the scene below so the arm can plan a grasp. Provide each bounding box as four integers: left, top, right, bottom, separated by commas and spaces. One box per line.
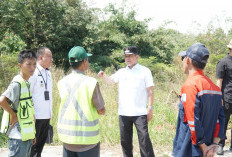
188, 70, 204, 78
72, 69, 85, 75
126, 63, 139, 70
37, 63, 46, 72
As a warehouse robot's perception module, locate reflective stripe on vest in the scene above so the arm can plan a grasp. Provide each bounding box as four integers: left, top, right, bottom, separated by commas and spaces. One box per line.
13, 75, 35, 141
0, 111, 10, 134
57, 74, 99, 144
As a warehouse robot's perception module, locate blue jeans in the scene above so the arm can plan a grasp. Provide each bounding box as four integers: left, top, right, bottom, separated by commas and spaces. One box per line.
8, 138, 33, 157
63, 143, 100, 157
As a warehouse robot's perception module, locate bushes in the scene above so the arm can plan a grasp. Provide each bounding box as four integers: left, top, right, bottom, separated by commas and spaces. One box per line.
0, 32, 26, 143
0, 32, 25, 92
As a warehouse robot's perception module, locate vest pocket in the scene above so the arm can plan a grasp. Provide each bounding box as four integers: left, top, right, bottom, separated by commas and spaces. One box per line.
19, 102, 29, 119
19, 119, 35, 141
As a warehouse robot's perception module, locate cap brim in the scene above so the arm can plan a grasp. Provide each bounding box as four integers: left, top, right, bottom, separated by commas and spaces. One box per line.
178, 51, 187, 57
87, 53, 92, 57
227, 45, 232, 49
124, 52, 135, 55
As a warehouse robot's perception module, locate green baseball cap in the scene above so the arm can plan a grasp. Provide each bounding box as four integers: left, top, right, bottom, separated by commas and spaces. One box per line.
68, 46, 92, 63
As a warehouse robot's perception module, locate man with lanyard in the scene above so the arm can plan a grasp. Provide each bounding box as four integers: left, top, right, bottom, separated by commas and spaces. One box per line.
57, 46, 105, 157
29, 47, 53, 157
173, 43, 225, 157
0, 49, 37, 157
216, 39, 232, 155
98, 46, 155, 157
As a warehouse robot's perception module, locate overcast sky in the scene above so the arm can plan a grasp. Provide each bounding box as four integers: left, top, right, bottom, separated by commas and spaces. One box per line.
84, 0, 232, 34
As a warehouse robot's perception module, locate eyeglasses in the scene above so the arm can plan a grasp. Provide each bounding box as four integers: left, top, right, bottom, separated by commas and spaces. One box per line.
181, 56, 186, 61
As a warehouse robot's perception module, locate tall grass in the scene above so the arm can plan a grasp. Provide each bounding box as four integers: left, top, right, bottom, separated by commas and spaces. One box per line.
1, 56, 222, 155
49, 62, 183, 154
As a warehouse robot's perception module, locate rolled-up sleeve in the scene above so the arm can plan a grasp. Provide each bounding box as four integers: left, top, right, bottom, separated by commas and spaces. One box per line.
2, 82, 20, 110
92, 83, 105, 110
110, 70, 122, 83
145, 69, 154, 88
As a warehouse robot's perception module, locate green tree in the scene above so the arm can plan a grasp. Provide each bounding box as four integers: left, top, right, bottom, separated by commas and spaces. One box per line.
0, 0, 97, 70
0, 32, 27, 55
0, 31, 25, 93
87, 4, 179, 71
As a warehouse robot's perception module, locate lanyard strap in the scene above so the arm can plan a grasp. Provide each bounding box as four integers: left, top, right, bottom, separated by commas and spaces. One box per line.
37, 67, 48, 90
20, 75, 31, 97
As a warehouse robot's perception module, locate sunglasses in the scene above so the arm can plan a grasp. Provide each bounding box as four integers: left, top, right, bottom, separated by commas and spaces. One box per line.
181, 56, 187, 61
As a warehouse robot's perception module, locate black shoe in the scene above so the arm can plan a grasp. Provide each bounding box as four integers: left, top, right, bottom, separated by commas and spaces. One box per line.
217, 145, 224, 155
229, 146, 232, 151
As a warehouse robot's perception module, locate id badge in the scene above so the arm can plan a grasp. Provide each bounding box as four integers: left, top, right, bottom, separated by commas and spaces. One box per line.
44, 91, 50, 100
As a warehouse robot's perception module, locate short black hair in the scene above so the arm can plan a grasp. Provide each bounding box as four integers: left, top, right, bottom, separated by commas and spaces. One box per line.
70, 60, 83, 69
191, 55, 209, 69
18, 49, 37, 64
37, 47, 50, 57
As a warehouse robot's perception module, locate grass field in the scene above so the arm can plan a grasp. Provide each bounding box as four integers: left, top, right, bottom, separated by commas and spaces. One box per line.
1, 57, 224, 155
48, 65, 183, 154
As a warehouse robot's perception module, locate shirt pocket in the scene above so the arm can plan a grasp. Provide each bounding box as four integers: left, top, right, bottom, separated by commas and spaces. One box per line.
37, 77, 45, 89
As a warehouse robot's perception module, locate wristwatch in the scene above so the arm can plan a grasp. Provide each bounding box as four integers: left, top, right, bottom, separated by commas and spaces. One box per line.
148, 106, 153, 110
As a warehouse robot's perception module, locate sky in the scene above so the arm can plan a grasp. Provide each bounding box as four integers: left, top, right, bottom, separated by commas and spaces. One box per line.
84, 0, 232, 34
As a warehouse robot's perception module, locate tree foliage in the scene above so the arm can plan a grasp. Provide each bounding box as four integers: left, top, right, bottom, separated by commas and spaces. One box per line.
1, 0, 232, 148
0, 0, 97, 70
0, 0, 232, 73
86, 4, 178, 71
0, 32, 27, 55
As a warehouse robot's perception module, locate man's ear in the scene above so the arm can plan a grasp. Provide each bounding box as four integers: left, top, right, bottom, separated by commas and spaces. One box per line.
83, 58, 88, 63
18, 63, 22, 68
135, 54, 139, 59
186, 57, 191, 64
39, 55, 43, 60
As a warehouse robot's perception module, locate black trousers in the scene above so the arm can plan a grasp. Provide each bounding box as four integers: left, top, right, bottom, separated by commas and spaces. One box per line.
219, 102, 232, 147
63, 143, 100, 157
119, 115, 155, 157
31, 119, 50, 157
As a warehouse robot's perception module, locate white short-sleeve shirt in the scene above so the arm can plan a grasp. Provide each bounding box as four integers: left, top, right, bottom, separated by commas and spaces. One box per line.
29, 64, 53, 119
110, 63, 154, 116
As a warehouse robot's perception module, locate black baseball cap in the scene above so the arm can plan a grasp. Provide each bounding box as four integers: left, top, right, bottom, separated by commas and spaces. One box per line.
123, 46, 138, 55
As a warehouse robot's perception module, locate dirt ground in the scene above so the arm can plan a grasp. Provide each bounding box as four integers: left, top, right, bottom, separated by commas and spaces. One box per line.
1, 131, 232, 157
0, 144, 167, 157
0, 145, 171, 157
1, 145, 122, 157
1, 145, 231, 157
0, 145, 232, 157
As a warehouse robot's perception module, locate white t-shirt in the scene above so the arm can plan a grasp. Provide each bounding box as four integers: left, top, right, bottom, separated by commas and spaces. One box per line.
110, 63, 154, 116
2, 78, 24, 139
29, 64, 53, 119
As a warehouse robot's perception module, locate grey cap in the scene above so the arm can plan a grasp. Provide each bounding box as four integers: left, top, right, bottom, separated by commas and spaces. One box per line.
178, 51, 187, 57
186, 43, 209, 63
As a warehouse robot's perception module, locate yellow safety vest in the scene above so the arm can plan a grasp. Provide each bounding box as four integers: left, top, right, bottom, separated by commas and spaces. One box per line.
57, 72, 99, 145
0, 75, 35, 141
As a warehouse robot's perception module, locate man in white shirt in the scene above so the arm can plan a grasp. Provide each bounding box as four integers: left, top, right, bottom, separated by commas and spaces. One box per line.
98, 46, 155, 157
29, 47, 53, 157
